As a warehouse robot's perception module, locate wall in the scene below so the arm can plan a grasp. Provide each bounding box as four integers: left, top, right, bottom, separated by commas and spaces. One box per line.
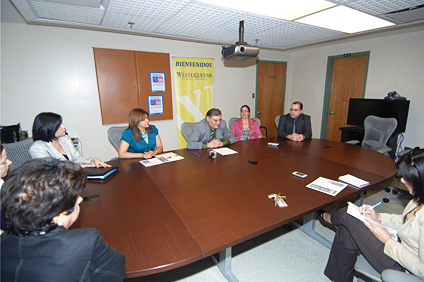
287, 27, 424, 150
1, 22, 287, 161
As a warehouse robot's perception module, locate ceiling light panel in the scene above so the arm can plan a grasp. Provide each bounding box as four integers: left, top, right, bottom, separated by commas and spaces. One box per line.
197, 0, 336, 20
29, 0, 105, 24
297, 6, 395, 33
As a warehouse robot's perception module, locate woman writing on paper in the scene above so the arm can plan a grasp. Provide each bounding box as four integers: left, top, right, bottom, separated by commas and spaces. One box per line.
320, 147, 424, 281
118, 108, 163, 159
29, 112, 110, 168
230, 105, 262, 141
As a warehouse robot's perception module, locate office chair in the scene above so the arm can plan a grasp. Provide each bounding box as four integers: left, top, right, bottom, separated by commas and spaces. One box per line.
346, 115, 397, 156
354, 254, 382, 282
3, 137, 33, 171
228, 117, 267, 137
275, 115, 281, 128
181, 121, 202, 141
381, 269, 424, 282
107, 126, 127, 151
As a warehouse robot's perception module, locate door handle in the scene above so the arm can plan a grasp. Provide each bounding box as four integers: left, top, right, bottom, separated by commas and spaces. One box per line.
328, 111, 335, 115
257, 111, 264, 114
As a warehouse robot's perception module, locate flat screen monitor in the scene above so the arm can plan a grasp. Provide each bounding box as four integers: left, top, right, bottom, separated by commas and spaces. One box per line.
347, 98, 410, 133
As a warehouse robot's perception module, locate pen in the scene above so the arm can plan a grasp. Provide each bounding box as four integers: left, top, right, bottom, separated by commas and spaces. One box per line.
193, 152, 200, 157
361, 201, 383, 214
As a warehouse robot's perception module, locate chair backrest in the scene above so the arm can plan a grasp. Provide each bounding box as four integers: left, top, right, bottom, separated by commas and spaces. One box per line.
275, 115, 281, 128
181, 121, 201, 141
107, 126, 127, 151
3, 137, 33, 171
229, 117, 238, 129
362, 115, 397, 151
228, 117, 262, 129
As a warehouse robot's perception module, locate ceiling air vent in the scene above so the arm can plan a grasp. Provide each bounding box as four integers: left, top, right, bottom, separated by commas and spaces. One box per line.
384, 5, 424, 23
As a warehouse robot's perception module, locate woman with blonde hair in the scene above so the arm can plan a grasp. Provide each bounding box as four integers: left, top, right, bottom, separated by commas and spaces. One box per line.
119, 108, 163, 159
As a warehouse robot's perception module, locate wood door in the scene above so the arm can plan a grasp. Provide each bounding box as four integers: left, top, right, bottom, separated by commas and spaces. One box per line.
256, 62, 286, 137
324, 54, 368, 141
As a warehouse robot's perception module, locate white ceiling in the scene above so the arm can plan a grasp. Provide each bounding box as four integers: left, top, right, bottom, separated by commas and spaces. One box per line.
4, 0, 424, 50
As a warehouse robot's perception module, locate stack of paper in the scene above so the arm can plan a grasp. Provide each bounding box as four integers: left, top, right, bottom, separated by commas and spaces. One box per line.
339, 174, 369, 188
306, 177, 348, 196
347, 202, 398, 240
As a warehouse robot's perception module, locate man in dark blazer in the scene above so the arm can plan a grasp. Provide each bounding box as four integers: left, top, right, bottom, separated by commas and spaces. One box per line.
187, 108, 236, 149
278, 101, 312, 142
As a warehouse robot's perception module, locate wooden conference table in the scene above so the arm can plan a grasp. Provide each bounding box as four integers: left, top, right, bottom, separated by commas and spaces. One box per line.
72, 138, 397, 280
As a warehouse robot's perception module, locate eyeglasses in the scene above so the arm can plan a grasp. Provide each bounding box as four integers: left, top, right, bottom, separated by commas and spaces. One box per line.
290, 108, 300, 112
410, 150, 416, 166
240, 110, 250, 113
210, 118, 221, 124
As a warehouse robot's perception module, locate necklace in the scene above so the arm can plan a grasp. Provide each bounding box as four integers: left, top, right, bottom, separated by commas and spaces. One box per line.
141, 132, 147, 139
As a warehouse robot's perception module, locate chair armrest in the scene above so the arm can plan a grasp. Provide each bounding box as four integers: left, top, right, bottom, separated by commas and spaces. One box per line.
346, 140, 360, 145
377, 146, 392, 154
382, 269, 424, 282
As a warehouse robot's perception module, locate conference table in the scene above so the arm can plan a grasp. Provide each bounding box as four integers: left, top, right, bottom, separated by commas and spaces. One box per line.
72, 137, 397, 281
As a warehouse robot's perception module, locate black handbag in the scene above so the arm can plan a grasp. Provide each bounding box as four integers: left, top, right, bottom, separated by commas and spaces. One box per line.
0, 123, 21, 143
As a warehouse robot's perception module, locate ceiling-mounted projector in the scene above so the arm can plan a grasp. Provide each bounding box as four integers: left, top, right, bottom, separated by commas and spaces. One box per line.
222, 20, 260, 61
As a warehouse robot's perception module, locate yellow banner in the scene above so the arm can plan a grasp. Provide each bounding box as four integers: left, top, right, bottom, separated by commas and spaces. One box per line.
173, 57, 214, 148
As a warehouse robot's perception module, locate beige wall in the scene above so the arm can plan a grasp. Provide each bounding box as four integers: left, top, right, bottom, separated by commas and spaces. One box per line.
287, 27, 424, 150
1, 22, 423, 161
0, 23, 287, 161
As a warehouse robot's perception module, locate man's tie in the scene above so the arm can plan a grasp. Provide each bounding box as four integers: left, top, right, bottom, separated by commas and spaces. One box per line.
293, 119, 296, 134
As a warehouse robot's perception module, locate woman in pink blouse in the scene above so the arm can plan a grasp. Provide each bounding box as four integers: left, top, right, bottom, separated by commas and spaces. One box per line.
231, 105, 262, 141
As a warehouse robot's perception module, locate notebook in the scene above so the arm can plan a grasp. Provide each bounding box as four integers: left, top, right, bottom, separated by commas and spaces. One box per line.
84, 167, 118, 180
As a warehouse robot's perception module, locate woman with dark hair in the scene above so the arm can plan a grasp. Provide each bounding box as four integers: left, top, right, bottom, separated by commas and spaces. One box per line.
1, 158, 125, 281
118, 108, 163, 159
321, 147, 424, 281
0, 144, 12, 189
29, 112, 109, 167
230, 105, 262, 141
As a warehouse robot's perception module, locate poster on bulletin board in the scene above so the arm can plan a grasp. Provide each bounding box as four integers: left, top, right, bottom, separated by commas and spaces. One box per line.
150, 72, 166, 93
148, 95, 164, 115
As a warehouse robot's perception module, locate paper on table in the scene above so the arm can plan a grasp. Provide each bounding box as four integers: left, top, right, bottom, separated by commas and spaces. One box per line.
306, 177, 347, 196
213, 148, 238, 155
140, 152, 184, 167
347, 202, 398, 240
339, 174, 369, 188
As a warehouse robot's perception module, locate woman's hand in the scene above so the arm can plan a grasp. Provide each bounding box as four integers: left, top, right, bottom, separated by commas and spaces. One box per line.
363, 219, 393, 244
359, 204, 381, 222
143, 151, 155, 159
92, 158, 111, 168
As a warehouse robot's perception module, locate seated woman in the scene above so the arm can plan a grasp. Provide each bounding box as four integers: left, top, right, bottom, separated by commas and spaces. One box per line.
118, 108, 163, 159
321, 147, 424, 281
29, 112, 109, 167
231, 105, 262, 141
1, 158, 125, 281
0, 144, 12, 189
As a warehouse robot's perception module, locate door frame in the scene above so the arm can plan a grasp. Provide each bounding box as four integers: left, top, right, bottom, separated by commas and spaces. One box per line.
320, 51, 371, 139
255, 60, 288, 118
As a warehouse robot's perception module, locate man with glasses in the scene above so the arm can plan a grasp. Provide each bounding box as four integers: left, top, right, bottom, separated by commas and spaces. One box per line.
187, 108, 236, 149
277, 101, 312, 142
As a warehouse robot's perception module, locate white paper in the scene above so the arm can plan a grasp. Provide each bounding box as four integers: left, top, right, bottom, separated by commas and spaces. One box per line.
306, 177, 347, 196
347, 202, 398, 240
339, 174, 369, 188
140, 152, 184, 167
213, 148, 238, 155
